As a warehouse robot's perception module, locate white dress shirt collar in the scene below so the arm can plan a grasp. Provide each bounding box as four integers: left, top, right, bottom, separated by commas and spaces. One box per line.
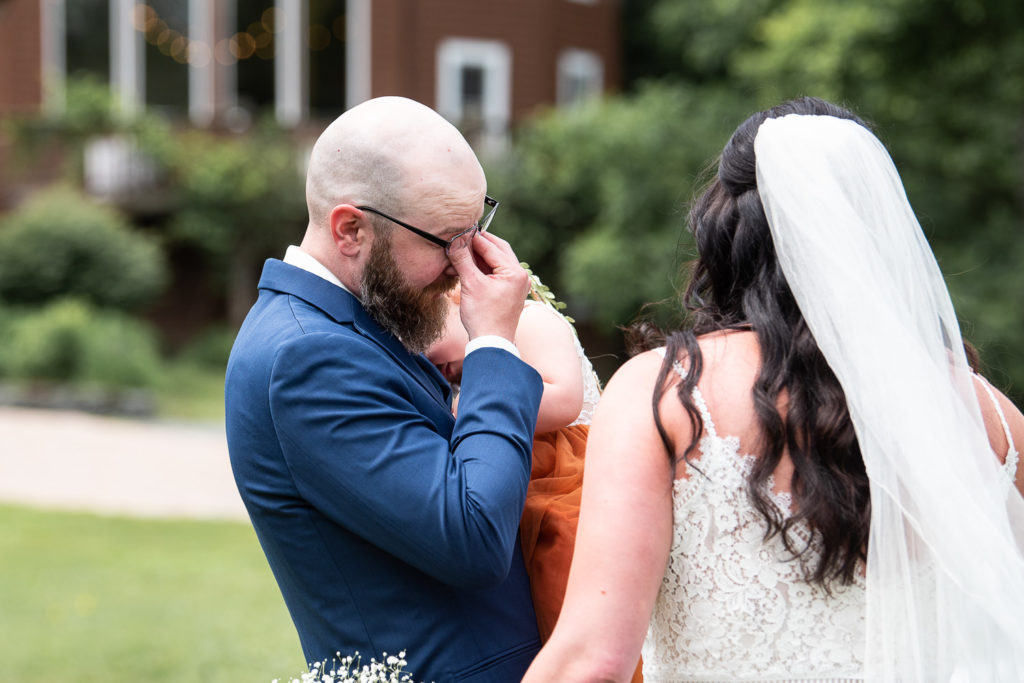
283, 245, 354, 296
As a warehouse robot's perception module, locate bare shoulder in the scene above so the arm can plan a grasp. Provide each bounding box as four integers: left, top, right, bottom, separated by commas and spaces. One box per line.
597, 349, 693, 461
972, 373, 1024, 460
588, 349, 678, 480
590, 350, 673, 432
603, 348, 673, 396
517, 300, 571, 338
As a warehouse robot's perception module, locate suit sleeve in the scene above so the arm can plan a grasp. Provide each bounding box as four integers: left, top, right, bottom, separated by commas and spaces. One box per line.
268, 332, 542, 588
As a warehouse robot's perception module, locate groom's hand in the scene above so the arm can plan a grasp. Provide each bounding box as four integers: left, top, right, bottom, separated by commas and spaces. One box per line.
447, 231, 529, 343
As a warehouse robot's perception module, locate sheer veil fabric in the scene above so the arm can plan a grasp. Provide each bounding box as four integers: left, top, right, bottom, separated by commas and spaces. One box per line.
754, 115, 1024, 681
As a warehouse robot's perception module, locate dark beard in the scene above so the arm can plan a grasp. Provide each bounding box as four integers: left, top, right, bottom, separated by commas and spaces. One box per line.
360, 236, 457, 354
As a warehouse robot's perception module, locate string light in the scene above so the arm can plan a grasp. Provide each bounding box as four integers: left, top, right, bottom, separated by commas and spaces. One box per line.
214, 38, 236, 66
262, 7, 278, 32
132, 3, 342, 64
230, 32, 256, 60
309, 24, 331, 51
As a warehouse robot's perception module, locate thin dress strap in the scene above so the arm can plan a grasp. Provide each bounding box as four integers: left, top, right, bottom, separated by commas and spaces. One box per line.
655, 347, 718, 439
974, 374, 1019, 481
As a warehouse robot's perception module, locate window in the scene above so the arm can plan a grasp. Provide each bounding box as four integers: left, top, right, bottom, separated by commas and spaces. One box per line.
436, 38, 511, 155
557, 48, 603, 107
234, 0, 276, 123
65, 0, 109, 82
142, 0, 188, 115
308, 0, 346, 117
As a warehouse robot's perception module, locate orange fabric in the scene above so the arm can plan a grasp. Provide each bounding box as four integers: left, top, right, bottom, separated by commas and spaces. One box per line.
521, 424, 644, 682
520, 424, 588, 642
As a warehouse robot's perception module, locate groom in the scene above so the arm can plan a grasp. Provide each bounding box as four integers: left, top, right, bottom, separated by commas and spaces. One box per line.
225, 97, 543, 682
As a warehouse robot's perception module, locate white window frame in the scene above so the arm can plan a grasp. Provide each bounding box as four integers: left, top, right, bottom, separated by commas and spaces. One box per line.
111, 0, 144, 116
40, 0, 66, 114
346, 0, 372, 108
436, 38, 511, 155
188, 0, 215, 125
275, 0, 307, 127
557, 48, 603, 107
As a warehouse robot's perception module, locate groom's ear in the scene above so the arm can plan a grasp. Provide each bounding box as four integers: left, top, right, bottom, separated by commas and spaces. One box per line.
329, 204, 367, 257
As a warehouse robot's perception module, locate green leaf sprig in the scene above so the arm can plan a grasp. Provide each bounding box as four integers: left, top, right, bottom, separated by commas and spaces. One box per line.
520, 262, 574, 324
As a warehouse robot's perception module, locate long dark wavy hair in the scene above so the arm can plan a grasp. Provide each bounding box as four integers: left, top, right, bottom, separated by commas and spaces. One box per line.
637, 97, 872, 588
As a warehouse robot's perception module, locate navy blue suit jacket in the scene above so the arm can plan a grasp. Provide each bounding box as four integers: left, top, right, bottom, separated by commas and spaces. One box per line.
225, 259, 544, 682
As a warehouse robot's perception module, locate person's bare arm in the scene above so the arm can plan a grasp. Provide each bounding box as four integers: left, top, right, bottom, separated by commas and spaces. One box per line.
515, 303, 585, 433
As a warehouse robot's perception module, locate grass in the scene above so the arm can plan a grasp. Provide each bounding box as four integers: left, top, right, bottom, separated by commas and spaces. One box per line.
0, 504, 306, 682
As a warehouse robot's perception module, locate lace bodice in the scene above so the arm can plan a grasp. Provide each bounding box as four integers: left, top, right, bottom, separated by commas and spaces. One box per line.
524, 300, 601, 426
642, 350, 866, 683
641, 354, 1022, 683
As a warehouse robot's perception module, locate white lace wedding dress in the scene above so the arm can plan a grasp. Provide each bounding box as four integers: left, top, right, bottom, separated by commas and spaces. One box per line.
641, 352, 1020, 683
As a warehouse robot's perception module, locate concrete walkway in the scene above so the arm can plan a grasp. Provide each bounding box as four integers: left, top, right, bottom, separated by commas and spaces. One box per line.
0, 405, 248, 521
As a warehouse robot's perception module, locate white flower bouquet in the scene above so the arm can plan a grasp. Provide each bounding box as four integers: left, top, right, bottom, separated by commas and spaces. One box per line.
273, 650, 418, 683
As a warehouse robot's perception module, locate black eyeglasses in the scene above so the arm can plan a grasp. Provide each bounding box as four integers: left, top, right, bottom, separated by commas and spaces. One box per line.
356, 195, 499, 254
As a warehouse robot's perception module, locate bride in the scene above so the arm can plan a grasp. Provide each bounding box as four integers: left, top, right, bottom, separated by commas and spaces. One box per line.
522, 97, 1024, 682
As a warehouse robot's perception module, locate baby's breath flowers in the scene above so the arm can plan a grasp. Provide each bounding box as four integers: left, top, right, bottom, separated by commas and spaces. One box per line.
273, 650, 419, 683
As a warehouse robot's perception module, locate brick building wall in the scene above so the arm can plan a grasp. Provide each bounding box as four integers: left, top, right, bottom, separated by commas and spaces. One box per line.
0, 0, 43, 114
369, 0, 619, 123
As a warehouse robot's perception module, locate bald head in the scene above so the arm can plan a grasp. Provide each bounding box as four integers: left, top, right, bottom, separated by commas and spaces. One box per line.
305, 97, 485, 235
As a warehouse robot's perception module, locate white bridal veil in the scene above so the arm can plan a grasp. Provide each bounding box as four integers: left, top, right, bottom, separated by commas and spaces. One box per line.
754, 115, 1024, 682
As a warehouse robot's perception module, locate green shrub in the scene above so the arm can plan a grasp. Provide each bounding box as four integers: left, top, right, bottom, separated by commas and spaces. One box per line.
177, 325, 237, 370
0, 185, 168, 310
2, 299, 161, 389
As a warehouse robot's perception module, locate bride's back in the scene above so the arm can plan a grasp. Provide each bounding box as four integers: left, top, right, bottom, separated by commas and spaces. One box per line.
644, 329, 868, 681
642, 326, 1022, 682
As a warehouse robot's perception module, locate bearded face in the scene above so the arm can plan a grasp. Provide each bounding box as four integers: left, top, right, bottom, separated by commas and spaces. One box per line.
359, 232, 457, 354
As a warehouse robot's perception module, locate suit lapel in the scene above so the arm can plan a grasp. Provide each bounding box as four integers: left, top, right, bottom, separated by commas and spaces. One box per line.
413, 353, 454, 406
350, 303, 453, 407
258, 259, 452, 407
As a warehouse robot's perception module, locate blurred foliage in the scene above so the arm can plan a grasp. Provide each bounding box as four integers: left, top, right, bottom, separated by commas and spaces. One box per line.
3, 74, 177, 181
167, 120, 307, 325
494, 0, 1024, 400
489, 84, 745, 329
153, 360, 227, 421
0, 300, 228, 420
0, 185, 167, 310
1, 5, 1020, 403
0, 298, 161, 389
4, 75, 120, 169
4, 76, 306, 328
168, 122, 306, 258
175, 324, 236, 371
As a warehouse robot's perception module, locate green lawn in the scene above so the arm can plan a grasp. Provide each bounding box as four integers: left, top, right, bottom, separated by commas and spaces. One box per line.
0, 504, 306, 682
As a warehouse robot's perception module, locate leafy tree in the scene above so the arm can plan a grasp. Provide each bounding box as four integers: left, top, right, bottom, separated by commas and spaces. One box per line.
489, 84, 750, 331
729, 0, 1024, 398
504, 0, 1024, 398
168, 121, 307, 326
